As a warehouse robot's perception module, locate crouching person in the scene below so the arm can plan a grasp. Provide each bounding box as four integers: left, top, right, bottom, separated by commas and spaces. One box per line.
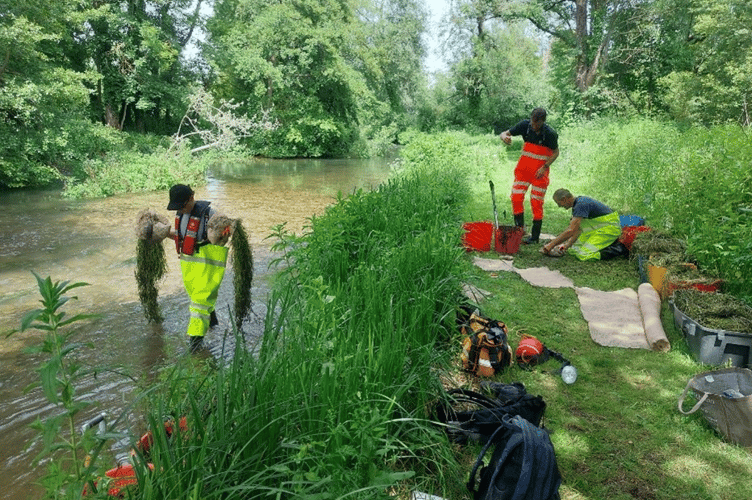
541, 188, 627, 261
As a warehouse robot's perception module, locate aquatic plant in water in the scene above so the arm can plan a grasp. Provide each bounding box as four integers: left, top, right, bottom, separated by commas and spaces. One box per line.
136, 239, 168, 323
230, 220, 253, 330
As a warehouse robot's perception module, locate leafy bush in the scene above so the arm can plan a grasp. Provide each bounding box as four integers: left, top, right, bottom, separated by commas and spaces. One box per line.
62, 147, 236, 199
557, 118, 752, 301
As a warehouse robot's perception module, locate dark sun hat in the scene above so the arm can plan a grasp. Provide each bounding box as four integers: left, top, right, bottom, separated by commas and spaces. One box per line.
167, 184, 193, 210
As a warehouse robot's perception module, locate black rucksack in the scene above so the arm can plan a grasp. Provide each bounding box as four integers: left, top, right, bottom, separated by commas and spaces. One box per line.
435, 383, 560, 500
468, 414, 561, 500
436, 383, 547, 445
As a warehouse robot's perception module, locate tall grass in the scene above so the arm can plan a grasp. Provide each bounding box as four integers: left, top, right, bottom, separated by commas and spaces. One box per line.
132, 133, 476, 498
559, 119, 752, 301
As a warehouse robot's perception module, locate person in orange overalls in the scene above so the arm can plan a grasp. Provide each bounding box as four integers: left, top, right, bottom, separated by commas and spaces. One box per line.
499, 108, 559, 244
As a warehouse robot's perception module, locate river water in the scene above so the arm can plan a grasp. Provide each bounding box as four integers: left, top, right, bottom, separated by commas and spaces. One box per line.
0, 156, 394, 499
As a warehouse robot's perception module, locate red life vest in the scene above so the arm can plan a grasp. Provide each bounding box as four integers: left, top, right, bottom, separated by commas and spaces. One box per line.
175, 201, 211, 255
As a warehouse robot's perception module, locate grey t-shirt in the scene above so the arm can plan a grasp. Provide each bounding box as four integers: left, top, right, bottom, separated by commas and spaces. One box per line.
571, 196, 612, 219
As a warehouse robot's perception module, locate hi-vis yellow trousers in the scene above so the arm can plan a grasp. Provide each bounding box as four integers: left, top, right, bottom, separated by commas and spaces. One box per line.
570, 211, 621, 261
180, 244, 228, 337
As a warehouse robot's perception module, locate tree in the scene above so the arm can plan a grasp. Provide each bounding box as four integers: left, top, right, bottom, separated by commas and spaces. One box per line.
79, 0, 206, 133
205, 0, 429, 157
658, 0, 752, 125
0, 2, 95, 187
352, 0, 428, 133
598, 0, 695, 116
440, 1, 551, 130
169, 88, 278, 154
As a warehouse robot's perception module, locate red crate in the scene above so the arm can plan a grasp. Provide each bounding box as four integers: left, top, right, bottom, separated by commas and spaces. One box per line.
494, 225, 523, 254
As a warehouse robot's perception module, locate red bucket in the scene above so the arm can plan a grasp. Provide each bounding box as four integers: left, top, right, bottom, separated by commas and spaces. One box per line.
462, 221, 494, 252
462, 222, 523, 255
494, 225, 523, 254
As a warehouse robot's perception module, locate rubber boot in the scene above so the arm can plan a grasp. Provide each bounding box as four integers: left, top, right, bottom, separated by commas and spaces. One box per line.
523, 219, 542, 244
513, 213, 524, 228
189, 335, 204, 353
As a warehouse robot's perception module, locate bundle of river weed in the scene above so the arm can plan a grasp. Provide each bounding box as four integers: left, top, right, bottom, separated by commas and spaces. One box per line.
135, 209, 170, 323
673, 289, 752, 333
630, 230, 686, 259
230, 220, 253, 330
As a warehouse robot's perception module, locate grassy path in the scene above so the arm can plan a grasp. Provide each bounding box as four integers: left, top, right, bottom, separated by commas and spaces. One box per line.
456, 241, 752, 500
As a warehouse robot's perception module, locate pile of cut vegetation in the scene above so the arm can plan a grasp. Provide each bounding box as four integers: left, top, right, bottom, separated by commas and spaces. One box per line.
672, 289, 752, 333
630, 229, 686, 258
632, 230, 722, 290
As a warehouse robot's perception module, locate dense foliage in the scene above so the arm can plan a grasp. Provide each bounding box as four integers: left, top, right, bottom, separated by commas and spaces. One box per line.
3, 0, 751, 190
205, 0, 428, 157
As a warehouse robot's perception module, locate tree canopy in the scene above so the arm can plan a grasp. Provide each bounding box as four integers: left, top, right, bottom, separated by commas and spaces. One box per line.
2, 0, 751, 188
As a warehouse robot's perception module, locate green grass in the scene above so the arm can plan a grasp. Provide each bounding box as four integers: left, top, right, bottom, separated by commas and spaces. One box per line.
460, 242, 752, 500
449, 122, 752, 499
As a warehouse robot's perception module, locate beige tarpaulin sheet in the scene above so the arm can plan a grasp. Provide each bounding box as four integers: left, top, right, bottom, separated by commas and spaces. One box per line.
472, 256, 670, 351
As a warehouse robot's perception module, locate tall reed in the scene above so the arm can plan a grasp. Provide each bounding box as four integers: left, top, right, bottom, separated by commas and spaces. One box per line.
132, 134, 474, 498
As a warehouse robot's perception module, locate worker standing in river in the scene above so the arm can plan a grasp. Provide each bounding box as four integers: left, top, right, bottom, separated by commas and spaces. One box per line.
167, 184, 231, 351
499, 108, 559, 244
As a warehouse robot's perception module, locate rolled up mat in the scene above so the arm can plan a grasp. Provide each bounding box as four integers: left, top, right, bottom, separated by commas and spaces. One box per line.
638, 282, 671, 352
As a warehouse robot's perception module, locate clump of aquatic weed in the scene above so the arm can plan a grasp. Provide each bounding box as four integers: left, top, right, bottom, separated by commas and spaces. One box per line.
135, 239, 168, 323
673, 289, 752, 333
630, 230, 686, 258
230, 220, 253, 330
134, 208, 171, 323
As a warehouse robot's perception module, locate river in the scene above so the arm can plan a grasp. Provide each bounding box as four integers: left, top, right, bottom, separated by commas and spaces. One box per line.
0, 156, 395, 500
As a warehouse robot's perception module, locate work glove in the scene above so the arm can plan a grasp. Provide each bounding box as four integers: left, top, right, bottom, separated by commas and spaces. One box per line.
207, 213, 235, 246
549, 244, 567, 257
136, 208, 171, 244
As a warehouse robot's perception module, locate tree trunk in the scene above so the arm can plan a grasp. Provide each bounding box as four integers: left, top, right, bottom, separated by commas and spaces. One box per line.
104, 102, 120, 129
574, 0, 590, 92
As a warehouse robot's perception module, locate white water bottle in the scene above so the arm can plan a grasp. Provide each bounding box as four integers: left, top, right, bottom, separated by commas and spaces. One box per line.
561, 364, 578, 384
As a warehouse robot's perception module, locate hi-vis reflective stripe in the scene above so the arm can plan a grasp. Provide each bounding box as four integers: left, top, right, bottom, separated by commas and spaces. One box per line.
521, 150, 551, 161
477, 357, 493, 368
531, 186, 547, 200
181, 254, 227, 268
512, 181, 530, 194
190, 302, 211, 313
571, 211, 621, 261
521, 142, 554, 159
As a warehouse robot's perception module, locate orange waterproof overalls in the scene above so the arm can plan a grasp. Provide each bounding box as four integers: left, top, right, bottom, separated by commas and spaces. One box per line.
511, 142, 554, 221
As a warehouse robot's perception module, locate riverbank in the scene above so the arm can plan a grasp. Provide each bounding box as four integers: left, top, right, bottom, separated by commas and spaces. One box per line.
17, 127, 751, 499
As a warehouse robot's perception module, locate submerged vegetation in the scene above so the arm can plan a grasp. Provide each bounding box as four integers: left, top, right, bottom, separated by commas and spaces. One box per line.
230, 221, 254, 330
135, 238, 168, 323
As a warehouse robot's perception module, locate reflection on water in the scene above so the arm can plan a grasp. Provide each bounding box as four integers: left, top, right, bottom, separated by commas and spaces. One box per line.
0, 156, 394, 500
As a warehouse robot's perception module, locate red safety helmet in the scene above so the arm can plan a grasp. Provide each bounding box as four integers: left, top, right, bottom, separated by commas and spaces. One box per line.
515, 335, 547, 367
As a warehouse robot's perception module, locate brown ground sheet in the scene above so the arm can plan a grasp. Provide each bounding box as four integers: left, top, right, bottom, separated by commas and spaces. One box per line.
473, 256, 670, 351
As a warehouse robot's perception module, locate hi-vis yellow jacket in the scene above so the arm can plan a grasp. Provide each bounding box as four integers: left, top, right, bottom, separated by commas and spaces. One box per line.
569, 211, 621, 261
